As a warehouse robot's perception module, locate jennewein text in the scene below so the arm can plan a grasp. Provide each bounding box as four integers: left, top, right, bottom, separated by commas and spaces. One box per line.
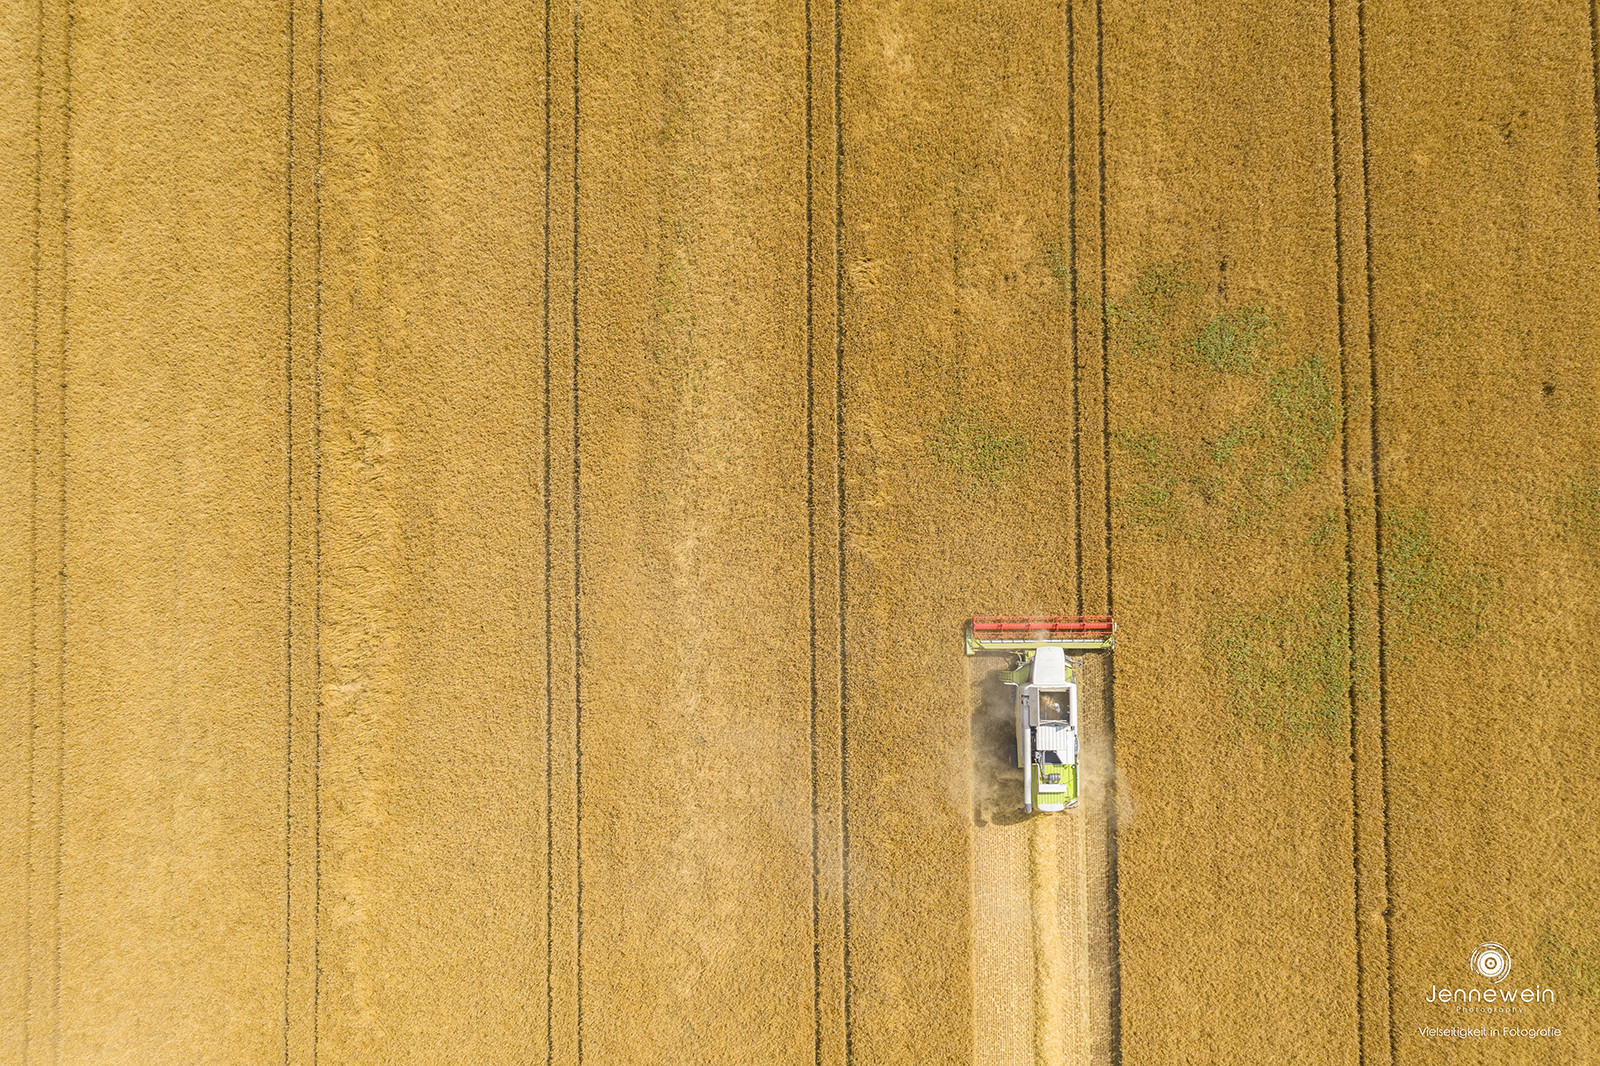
1427, 986, 1554, 1003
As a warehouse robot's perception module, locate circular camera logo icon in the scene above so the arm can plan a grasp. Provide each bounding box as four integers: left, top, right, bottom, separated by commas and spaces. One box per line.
1471, 942, 1510, 983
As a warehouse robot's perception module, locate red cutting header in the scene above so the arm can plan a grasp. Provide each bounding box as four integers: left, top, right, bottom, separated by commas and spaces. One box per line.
971, 616, 1114, 633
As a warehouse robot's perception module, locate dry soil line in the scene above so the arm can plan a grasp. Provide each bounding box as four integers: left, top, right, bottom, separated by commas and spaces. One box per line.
1589, 0, 1600, 233
23, 2, 49, 1057
570, 2, 582, 1052
540, 0, 558, 1058
1351, 2, 1398, 1061
833, 1, 850, 1058
1094, 0, 1112, 627
27, 4, 73, 1056
282, 0, 322, 1054
55, 14, 69, 1051
805, 10, 821, 1066
804, 4, 845, 1055
1325, 1, 1370, 1060
281, 2, 295, 1052
312, 0, 325, 1049
541, 0, 553, 1058
1091, 3, 1122, 1059
1066, 0, 1084, 619
282, 0, 324, 1056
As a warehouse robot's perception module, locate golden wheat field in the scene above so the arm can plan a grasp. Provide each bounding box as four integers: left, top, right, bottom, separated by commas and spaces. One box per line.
3, 0, 1598, 1063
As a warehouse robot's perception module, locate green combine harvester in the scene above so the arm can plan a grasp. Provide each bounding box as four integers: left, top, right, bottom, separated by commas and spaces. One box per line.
965, 616, 1116, 814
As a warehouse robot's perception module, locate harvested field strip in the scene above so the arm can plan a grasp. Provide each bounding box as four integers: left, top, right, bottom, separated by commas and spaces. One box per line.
968, 652, 1112, 1066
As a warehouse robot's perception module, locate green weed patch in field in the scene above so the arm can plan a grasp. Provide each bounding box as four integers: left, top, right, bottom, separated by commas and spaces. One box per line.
1558, 469, 1600, 545
1105, 262, 1196, 357
929, 411, 1031, 486
1112, 429, 1182, 532
1540, 927, 1600, 998
1112, 356, 1337, 533
1046, 245, 1069, 281
1191, 304, 1273, 374
1101, 262, 1338, 535
1307, 507, 1343, 549
1207, 356, 1339, 523
1211, 581, 1348, 744
1257, 355, 1339, 493
1380, 508, 1493, 647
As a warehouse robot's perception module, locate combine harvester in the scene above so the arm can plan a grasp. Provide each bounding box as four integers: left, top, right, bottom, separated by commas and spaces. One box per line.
965, 616, 1116, 814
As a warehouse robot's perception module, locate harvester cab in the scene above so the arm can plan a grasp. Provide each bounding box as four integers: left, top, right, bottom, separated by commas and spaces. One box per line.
965, 616, 1115, 814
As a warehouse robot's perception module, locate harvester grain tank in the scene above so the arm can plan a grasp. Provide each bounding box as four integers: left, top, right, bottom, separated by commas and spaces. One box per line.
965, 616, 1116, 814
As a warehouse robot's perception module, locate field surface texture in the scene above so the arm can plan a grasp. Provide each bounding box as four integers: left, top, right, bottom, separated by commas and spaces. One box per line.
2, 0, 1597, 1063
